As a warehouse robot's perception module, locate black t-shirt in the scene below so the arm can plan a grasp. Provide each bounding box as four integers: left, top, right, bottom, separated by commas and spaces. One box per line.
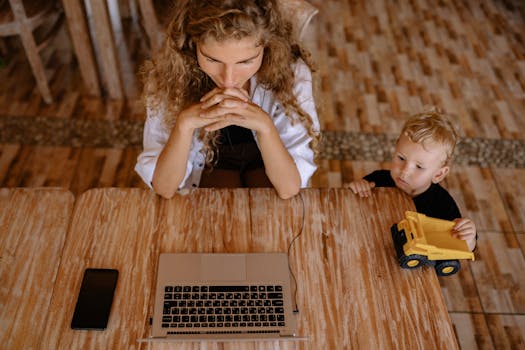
363, 170, 461, 220
219, 125, 255, 145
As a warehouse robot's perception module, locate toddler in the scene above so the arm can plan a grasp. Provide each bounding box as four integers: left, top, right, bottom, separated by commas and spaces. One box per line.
348, 110, 477, 251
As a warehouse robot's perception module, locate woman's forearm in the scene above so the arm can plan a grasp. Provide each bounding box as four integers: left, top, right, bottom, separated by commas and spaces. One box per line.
257, 127, 301, 199
152, 123, 194, 198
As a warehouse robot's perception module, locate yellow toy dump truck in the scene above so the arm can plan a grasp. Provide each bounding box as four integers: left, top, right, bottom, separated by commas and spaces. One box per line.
391, 211, 475, 276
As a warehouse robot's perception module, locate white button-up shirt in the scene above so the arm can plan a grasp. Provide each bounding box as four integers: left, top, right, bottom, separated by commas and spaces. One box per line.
135, 60, 319, 189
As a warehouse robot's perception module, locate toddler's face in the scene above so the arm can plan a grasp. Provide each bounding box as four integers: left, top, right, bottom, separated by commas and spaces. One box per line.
196, 36, 264, 90
390, 134, 450, 197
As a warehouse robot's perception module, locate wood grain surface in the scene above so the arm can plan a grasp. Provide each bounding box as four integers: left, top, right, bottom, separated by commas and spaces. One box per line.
0, 188, 74, 349
2, 0, 524, 347
22, 187, 459, 349
41, 188, 159, 349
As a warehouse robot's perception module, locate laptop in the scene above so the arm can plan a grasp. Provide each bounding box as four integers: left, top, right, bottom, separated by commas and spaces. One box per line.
141, 252, 303, 342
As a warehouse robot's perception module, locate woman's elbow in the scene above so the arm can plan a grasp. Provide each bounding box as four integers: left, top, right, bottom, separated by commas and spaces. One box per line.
273, 173, 302, 199
151, 180, 179, 199
276, 185, 301, 200
153, 186, 177, 199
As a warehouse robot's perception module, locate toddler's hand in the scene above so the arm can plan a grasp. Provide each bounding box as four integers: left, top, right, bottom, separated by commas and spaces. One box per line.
346, 180, 375, 197
452, 218, 477, 251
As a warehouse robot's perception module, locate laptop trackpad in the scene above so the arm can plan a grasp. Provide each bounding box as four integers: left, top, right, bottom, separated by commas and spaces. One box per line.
200, 254, 246, 281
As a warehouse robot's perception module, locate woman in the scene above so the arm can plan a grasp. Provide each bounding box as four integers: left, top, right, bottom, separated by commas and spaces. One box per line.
135, 0, 320, 199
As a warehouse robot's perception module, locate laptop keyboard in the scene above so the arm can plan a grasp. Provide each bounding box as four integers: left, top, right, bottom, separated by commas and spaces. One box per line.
161, 285, 286, 331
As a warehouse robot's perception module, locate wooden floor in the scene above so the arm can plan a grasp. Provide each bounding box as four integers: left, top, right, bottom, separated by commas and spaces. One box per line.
1, 0, 524, 348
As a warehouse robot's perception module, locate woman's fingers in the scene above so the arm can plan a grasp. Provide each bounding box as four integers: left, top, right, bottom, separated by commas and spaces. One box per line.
200, 87, 249, 106
203, 114, 246, 131
200, 99, 250, 119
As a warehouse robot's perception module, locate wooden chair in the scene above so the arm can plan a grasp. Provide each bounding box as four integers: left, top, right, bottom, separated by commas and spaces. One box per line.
0, 0, 63, 104
279, 0, 318, 41
136, 0, 319, 52
135, 0, 163, 52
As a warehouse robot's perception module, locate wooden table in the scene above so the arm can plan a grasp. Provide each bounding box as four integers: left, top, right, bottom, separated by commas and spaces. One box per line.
1, 187, 458, 349
0, 188, 74, 349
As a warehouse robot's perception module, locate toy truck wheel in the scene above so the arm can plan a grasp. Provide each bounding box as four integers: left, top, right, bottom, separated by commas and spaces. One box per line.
399, 254, 426, 269
435, 260, 460, 276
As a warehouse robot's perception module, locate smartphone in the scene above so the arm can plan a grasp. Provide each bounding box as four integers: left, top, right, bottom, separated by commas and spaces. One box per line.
71, 268, 119, 330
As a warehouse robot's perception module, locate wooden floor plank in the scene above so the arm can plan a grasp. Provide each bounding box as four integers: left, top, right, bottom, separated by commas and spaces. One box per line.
485, 314, 525, 349
492, 168, 525, 234
472, 231, 525, 314
445, 167, 512, 232
0, 145, 145, 195
308, 0, 525, 137
440, 260, 483, 313
450, 312, 495, 350
0, 145, 20, 184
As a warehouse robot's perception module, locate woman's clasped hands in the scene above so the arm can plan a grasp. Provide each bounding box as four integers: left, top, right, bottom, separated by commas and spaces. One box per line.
176, 87, 273, 135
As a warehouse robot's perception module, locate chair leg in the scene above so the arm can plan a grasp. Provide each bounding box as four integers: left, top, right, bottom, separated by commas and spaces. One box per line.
18, 26, 53, 104
136, 0, 163, 52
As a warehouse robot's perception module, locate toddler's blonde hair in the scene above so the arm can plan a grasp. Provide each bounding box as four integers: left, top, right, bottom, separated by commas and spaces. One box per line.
400, 109, 458, 164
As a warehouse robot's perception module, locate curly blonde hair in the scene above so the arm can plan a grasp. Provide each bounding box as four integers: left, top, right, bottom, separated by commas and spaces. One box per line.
141, 0, 319, 165
400, 108, 458, 164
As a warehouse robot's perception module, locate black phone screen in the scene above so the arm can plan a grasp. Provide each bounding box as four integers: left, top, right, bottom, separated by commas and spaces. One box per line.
71, 268, 119, 330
